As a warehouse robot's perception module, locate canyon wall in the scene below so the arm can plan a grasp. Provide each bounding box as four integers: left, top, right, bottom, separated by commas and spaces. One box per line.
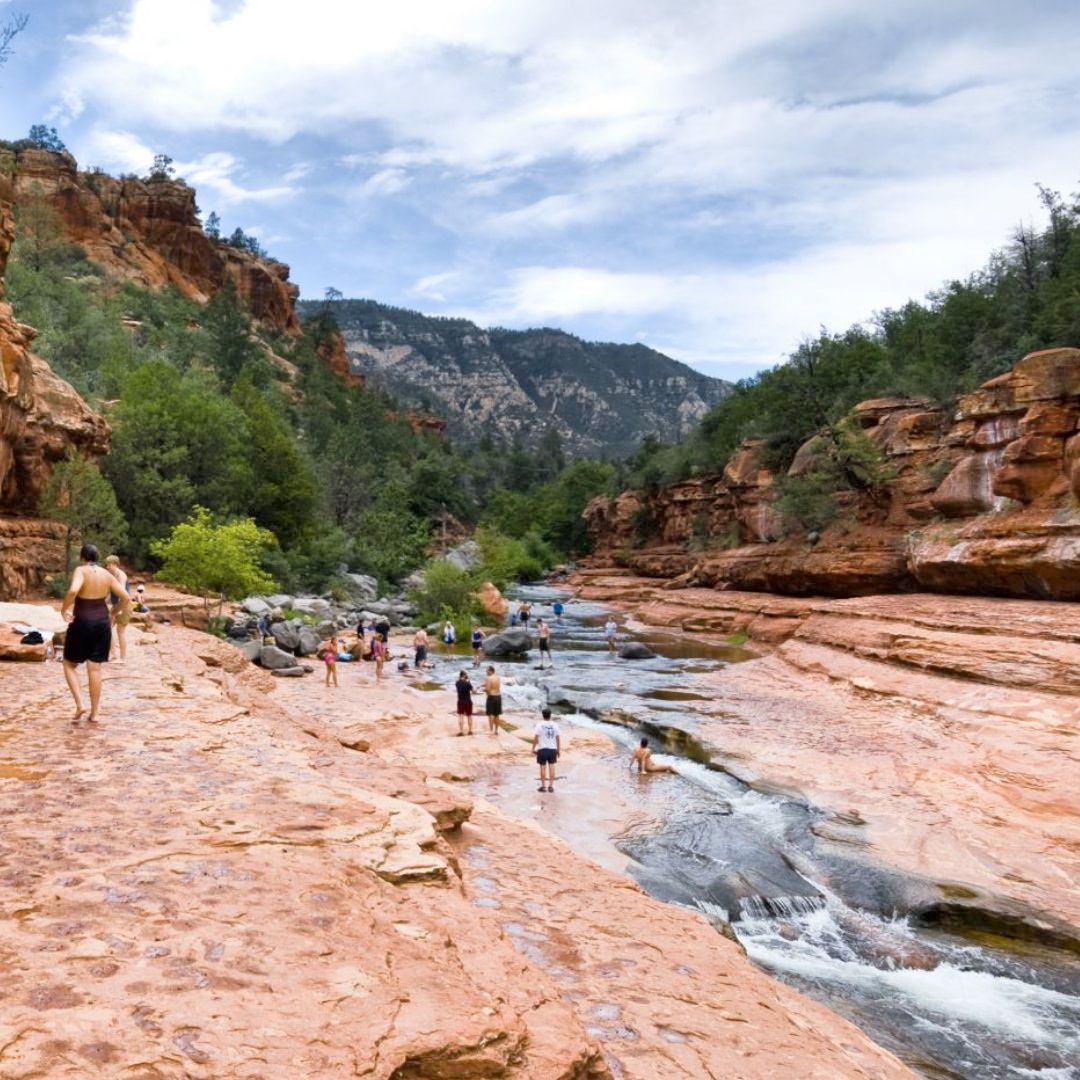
586, 348, 1080, 600
0, 168, 110, 596
4, 147, 300, 335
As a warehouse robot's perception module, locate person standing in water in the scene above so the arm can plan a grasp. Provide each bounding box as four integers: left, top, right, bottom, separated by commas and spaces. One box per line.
61, 544, 132, 724
471, 624, 485, 667
552, 599, 564, 624
518, 601, 531, 628
630, 737, 676, 774
105, 554, 131, 663
532, 707, 561, 793
455, 669, 475, 736
414, 627, 429, 669
537, 617, 552, 668
604, 617, 618, 654
442, 619, 456, 655
483, 665, 502, 735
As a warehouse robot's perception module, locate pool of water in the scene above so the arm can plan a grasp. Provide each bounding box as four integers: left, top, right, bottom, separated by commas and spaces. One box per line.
419, 584, 1080, 1080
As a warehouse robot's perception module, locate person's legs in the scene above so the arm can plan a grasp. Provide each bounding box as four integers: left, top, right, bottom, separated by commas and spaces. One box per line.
545, 760, 555, 791
457, 707, 466, 735
331, 662, 338, 687
116, 622, 127, 662
63, 660, 84, 720
86, 662, 103, 722
537, 755, 545, 790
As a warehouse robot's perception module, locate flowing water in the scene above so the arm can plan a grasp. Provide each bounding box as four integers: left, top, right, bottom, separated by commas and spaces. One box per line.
421, 585, 1080, 1079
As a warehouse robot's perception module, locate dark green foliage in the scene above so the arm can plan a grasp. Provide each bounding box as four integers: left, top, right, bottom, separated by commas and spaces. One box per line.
773, 472, 842, 533
148, 154, 174, 181
39, 449, 127, 570
204, 211, 221, 239
27, 124, 65, 152
226, 227, 267, 257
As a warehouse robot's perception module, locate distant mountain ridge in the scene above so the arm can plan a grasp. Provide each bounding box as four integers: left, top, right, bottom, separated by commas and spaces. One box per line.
298, 298, 731, 457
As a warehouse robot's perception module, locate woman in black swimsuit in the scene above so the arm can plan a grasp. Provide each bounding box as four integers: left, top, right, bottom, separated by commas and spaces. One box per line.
61, 544, 132, 723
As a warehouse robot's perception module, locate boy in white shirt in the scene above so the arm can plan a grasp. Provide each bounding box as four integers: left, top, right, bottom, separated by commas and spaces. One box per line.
532, 707, 561, 793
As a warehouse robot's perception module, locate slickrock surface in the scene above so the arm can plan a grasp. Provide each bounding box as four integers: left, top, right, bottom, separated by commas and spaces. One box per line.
572, 571, 1080, 933
0, 619, 914, 1079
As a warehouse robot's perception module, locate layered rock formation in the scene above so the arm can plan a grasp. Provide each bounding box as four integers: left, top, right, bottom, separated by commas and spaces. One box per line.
0, 168, 110, 595
299, 299, 730, 456
0, 615, 914, 1079
5, 147, 300, 335
587, 349, 1080, 600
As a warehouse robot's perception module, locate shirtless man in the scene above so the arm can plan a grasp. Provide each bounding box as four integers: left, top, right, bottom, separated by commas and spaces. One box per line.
537, 617, 552, 668
483, 666, 502, 735
61, 544, 132, 724
630, 737, 676, 774
414, 627, 429, 669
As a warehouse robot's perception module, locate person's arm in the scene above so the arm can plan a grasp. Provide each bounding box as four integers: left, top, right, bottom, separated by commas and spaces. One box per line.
556, 734, 561, 758
61, 567, 85, 623
107, 573, 133, 616
532, 731, 538, 751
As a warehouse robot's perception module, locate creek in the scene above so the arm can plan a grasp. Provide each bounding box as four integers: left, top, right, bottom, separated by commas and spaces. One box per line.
420, 585, 1080, 1080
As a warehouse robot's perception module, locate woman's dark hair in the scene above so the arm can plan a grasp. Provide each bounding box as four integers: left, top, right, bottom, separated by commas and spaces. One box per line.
458, 670, 468, 679
80, 543, 100, 563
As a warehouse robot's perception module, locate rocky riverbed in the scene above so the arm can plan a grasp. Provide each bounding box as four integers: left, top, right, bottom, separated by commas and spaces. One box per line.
0, 607, 914, 1079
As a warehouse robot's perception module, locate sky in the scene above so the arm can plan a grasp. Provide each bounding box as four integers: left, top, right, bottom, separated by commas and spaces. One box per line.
2, 0, 1079, 382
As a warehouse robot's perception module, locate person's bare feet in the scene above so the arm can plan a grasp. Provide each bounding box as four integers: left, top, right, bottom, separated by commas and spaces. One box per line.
71, 706, 85, 723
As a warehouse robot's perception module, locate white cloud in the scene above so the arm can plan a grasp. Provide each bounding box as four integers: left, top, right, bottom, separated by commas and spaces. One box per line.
358, 167, 410, 198
77, 127, 154, 173
176, 151, 296, 204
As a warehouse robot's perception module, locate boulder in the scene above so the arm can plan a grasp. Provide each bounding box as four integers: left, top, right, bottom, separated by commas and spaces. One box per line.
291, 597, 331, 616
342, 573, 378, 600
618, 642, 657, 660
482, 628, 532, 657
264, 593, 293, 609
315, 619, 337, 639
241, 596, 272, 616
0, 637, 47, 662
297, 627, 322, 657
259, 645, 298, 671
271, 665, 307, 677
233, 639, 263, 663
444, 540, 480, 572
476, 581, 509, 619
270, 621, 302, 652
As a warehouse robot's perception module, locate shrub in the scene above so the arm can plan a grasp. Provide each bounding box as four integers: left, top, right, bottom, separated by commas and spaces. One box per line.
773, 472, 842, 532
410, 560, 482, 627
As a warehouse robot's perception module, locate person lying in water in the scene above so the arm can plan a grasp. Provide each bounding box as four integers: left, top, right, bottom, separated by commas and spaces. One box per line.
630, 737, 676, 774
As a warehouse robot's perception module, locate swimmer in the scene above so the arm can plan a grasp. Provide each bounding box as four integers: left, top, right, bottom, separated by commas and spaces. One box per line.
630, 737, 676, 775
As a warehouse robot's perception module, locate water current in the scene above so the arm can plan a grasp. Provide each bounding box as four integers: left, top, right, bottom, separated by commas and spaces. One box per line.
418, 585, 1080, 1079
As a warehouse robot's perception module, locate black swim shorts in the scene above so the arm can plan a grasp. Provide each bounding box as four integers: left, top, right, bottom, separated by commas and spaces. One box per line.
536, 747, 557, 765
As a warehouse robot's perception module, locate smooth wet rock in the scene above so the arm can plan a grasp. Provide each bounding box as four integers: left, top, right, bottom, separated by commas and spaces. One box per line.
258, 644, 297, 670
272, 665, 307, 677
482, 628, 532, 657
618, 642, 657, 660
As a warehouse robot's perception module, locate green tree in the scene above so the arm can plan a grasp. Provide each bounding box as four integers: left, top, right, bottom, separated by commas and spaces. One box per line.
148, 153, 175, 181
204, 211, 221, 240
15, 182, 66, 272
27, 124, 65, 152
150, 507, 276, 613
203, 278, 265, 387
351, 506, 429, 584
39, 449, 127, 571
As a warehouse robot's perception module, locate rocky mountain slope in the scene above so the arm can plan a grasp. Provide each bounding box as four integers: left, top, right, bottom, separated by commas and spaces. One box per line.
299, 298, 730, 456
586, 347, 1080, 600
4, 146, 299, 334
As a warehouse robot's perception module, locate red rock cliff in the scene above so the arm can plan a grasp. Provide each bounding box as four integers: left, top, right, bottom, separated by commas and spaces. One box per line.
6, 148, 299, 335
586, 349, 1080, 601
0, 169, 111, 595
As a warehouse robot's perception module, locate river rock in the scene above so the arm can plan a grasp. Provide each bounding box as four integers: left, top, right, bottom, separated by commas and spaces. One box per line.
264, 593, 293, 609
291, 596, 331, 616
241, 596, 272, 616
233, 639, 263, 662
618, 642, 657, 660
343, 573, 378, 600
297, 627, 322, 657
0, 603, 68, 637
315, 619, 337, 639
444, 540, 480, 571
259, 644, 298, 670
482, 628, 532, 657
270, 621, 302, 652
272, 665, 307, 677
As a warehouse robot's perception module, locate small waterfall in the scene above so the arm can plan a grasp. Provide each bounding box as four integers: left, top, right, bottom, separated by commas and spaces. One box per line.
739, 893, 827, 921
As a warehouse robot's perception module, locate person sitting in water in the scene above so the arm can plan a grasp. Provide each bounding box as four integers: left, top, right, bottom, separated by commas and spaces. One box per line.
630, 737, 676, 774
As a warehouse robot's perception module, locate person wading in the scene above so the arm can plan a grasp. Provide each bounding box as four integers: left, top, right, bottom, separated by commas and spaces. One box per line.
484, 665, 502, 735
61, 544, 132, 724
471, 624, 485, 667
537, 617, 552, 668
630, 737, 676, 775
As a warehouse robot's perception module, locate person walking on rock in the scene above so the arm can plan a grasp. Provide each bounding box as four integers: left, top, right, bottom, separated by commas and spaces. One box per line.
371, 634, 386, 680
604, 617, 618, 654
484, 665, 502, 735
471, 624, 484, 667
61, 544, 132, 724
323, 634, 339, 687
455, 669, 475, 736
533, 707, 561, 793
105, 554, 131, 663
537, 617, 552, 668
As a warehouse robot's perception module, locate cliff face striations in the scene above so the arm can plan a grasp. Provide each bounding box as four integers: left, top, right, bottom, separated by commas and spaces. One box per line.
587, 348, 1080, 601
6, 147, 300, 335
0, 168, 110, 595
299, 299, 730, 456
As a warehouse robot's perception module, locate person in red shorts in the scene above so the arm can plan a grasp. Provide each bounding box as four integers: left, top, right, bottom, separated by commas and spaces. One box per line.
455, 669, 475, 735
